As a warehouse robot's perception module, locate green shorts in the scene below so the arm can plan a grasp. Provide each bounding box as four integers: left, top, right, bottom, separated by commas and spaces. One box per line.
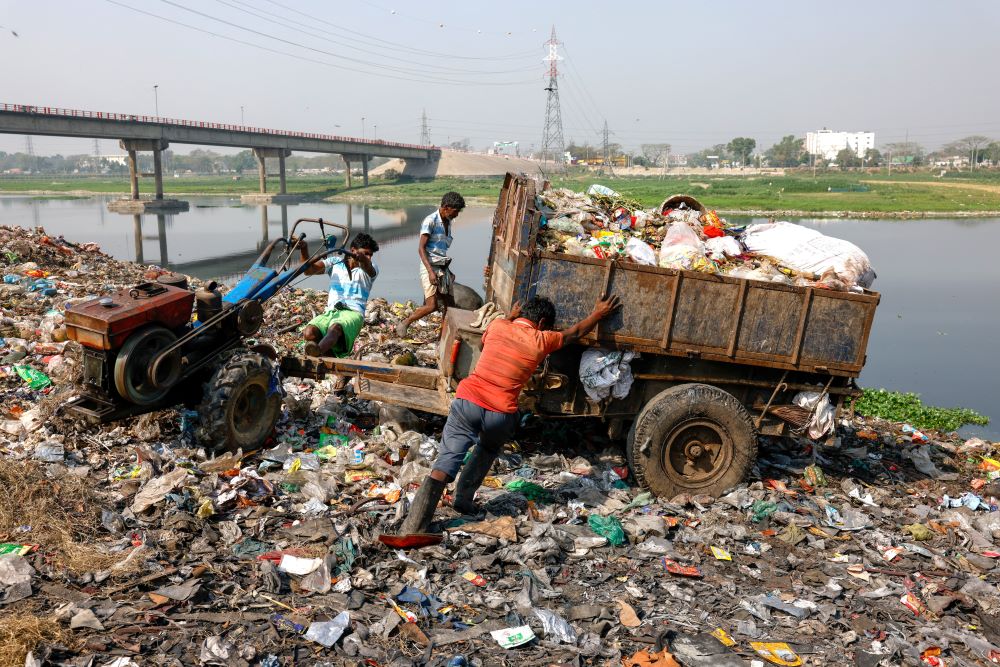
305, 308, 364, 357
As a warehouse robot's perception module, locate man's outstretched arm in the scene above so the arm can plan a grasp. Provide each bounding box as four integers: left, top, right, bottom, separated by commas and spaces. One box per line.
558, 296, 621, 347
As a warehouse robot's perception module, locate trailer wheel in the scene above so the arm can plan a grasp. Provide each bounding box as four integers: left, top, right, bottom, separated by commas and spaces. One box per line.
197, 349, 281, 453
628, 383, 757, 498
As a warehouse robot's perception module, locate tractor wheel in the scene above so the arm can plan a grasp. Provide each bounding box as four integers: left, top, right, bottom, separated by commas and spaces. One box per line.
627, 383, 757, 499
197, 349, 281, 453
114, 325, 180, 405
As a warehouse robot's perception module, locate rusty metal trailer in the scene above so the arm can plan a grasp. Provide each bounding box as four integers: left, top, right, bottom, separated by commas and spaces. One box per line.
291, 173, 880, 497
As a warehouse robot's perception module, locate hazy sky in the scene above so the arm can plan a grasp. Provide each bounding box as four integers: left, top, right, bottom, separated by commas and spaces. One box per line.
1, 0, 999, 156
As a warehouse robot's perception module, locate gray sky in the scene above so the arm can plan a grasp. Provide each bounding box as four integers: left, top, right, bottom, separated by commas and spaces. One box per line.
1, 0, 999, 156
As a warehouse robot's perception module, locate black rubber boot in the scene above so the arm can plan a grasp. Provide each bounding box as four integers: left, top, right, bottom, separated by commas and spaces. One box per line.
398, 476, 447, 535
453, 446, 500, 516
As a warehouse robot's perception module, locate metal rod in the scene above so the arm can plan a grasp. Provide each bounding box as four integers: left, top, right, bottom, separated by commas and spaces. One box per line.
755, 370, 788, 428
632, 372, 857, 397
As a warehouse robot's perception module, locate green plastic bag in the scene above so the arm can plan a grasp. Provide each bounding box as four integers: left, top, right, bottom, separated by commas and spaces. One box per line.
14, 365, 51, 390
504, 479, 549, 502
587, 514, 626, 546
750, 500, 777, 523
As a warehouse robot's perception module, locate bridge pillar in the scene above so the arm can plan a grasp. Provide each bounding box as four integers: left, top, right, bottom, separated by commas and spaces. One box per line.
362, 156, 369, 187
343, 157, 352, 188
242, 149, 296, 204
126, 149, 139, 200
254, 149, 267, 194
278, 153, 287, 194
153, 148, 164, 200
110, 139, 187, 213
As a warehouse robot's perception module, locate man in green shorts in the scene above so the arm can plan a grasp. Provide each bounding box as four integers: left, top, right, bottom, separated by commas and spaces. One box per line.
300, 232, 380, 357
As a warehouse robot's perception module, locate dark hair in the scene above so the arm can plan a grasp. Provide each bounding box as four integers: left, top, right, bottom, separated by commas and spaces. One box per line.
441, 191, 465, 210
350, 232, 379, 253
520, 297, 555, 327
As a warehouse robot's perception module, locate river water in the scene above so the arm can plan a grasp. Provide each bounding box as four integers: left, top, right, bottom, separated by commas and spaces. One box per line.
2, 194, 997, 437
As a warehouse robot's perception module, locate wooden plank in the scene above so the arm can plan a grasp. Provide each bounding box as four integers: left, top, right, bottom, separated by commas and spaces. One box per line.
727, 279, 749, 357
660, 273, 682, 349
358, 378, 451, 415
790, 288, 814, 365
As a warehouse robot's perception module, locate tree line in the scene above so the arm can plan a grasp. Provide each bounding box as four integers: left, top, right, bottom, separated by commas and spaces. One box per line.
564, 135, 1000, 169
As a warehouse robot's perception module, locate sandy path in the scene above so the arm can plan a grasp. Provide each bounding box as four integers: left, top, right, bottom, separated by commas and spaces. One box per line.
862, 179, 1000, 194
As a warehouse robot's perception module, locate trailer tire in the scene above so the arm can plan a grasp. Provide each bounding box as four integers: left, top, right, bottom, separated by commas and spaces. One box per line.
197, 349, 281, 453
628, 383, 757, 499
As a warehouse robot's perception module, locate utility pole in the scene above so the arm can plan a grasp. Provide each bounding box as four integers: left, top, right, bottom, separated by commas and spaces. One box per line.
241, 106, 245, 125
420, 109, 431, 146
153, 84, 159, 116
540, 26, 565, 166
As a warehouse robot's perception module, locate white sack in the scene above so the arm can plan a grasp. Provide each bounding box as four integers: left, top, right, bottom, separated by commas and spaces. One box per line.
741, 222, 875, 288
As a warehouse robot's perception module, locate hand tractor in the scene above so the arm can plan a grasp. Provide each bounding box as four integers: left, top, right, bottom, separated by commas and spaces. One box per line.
63, 218, 351, 452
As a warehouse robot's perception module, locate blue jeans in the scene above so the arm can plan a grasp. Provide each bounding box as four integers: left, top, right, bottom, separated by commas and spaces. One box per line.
432, 398, 518, 480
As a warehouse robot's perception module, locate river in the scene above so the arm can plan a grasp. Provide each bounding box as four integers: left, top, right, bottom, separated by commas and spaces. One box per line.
2, 194, 997, 438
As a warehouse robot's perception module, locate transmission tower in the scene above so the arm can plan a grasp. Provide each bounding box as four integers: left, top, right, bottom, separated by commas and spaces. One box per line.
420, 109, 431, 146
24, 136, 35, 171
93, 138, 101, 172
540, 26, 565, 165
601, 119, 616, 176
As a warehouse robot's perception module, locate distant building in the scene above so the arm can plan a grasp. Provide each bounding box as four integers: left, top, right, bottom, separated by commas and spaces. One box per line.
805, 129, 875, 160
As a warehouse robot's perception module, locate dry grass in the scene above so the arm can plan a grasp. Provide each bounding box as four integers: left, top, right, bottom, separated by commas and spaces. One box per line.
0, 613, 68, 667
0, 459, 133, 574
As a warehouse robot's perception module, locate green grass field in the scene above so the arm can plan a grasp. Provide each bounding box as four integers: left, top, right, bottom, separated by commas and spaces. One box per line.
3, 170, 1000, 214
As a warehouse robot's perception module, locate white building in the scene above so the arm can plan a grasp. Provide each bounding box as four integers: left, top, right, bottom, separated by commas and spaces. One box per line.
805, 129, 875, 161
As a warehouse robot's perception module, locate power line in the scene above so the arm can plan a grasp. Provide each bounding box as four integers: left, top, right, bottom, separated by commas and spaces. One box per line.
104, 0, 535, 87
156, 0, 535, 83
263, 0, 538, 60
357, 0, 541, 42
212, 0, 537, 75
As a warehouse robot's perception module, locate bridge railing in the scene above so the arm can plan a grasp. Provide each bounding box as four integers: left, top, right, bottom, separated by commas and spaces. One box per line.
0, 102, 436, 152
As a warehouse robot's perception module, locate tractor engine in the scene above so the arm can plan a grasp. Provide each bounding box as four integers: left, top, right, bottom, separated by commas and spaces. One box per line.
66, 280, 195, 409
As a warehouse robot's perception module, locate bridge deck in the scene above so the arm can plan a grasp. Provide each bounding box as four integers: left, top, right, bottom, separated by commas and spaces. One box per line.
0, 103, 439, 161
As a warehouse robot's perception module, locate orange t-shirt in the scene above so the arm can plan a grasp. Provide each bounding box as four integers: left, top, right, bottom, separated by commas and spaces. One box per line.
455, 318, 564, 414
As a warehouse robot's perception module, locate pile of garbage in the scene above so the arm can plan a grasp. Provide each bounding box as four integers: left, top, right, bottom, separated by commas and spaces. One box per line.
3, 225, 1000, 666
536, 186, 876, 292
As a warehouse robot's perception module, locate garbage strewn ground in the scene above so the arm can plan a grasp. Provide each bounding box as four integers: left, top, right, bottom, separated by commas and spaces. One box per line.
2, 225, 1000, 666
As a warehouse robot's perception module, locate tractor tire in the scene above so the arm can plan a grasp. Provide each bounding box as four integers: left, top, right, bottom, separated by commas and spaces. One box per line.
197, 349, 281, 453
627, 383, 757, 499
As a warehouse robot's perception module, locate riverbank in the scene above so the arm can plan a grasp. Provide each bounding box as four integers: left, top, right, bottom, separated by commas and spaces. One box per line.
5, 172, 1000, 215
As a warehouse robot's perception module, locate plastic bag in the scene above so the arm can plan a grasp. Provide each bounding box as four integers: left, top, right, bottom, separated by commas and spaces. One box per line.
304, 611, 350, 647
659, 222, 712, 271
625, 238, 657, 266
587, 184, 620, 197
546, 218, 586, 235
741, 222, 875, 288
14, 365, 51, 390
705, 236, 743, 260
533, 607, 577, 643
792, 391, 835, 439
587, 513, 626, 546
579, 349, 637, 401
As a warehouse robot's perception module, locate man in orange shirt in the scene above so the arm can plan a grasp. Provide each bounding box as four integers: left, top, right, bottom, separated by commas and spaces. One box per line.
397, 294, 620, 536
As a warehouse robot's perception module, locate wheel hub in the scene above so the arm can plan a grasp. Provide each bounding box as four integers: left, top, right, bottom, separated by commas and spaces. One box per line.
661, 419, 734, 485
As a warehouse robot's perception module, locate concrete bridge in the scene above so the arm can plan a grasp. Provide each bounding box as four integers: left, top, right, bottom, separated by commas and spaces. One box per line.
0, 103, 440, 209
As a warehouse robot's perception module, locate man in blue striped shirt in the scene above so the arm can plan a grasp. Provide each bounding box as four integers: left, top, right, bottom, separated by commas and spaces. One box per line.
396, 191, 465, 337
300, 232, 379, 357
